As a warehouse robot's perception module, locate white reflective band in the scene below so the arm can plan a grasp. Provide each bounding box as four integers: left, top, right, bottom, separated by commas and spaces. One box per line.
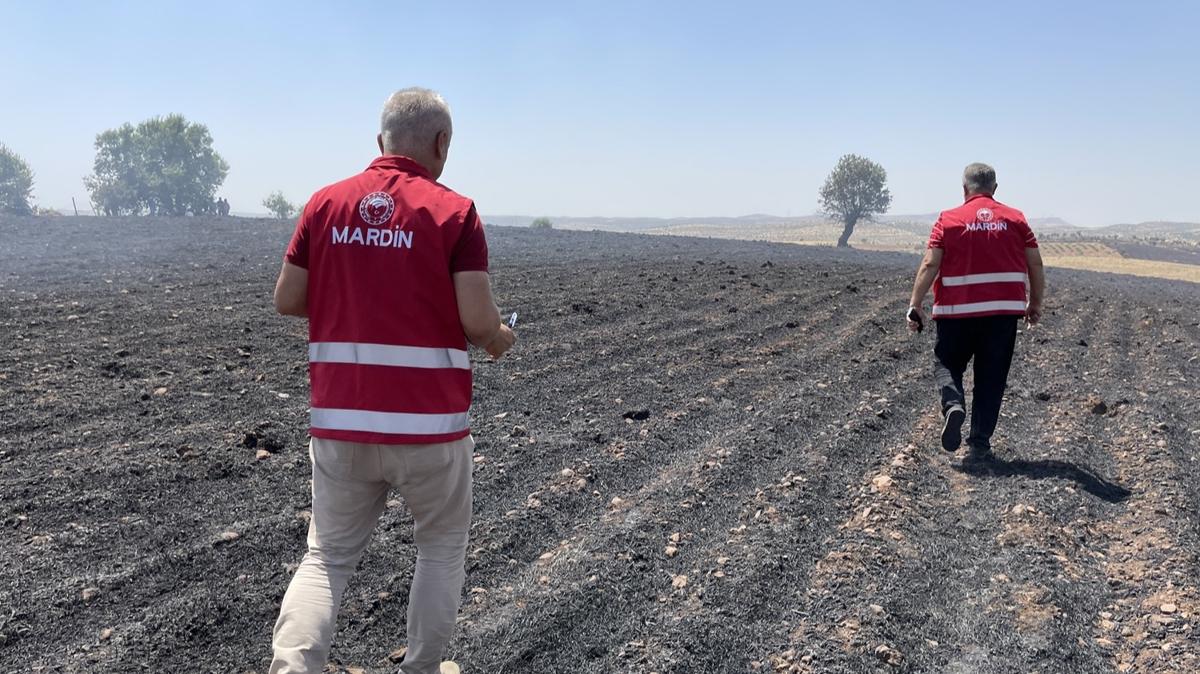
309, 342, 470, 370
940, 272, 1028, 287
932, 300, 1028, 316
311, 408, 470, 435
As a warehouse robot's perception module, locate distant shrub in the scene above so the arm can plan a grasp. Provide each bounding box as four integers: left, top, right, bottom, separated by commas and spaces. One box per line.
32, 206, 63, 216
531, 217, 553, 230
263, 191, 297, 219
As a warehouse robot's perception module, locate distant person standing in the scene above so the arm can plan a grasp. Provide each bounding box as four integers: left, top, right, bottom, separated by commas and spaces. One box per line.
906, 163, 1045, 460
270, 87, 515, 674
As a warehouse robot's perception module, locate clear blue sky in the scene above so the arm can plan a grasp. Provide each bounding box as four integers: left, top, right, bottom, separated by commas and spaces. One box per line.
2, 1, 1196, 225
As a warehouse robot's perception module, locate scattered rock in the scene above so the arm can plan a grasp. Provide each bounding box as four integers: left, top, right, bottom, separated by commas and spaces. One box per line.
1160, 602, 1177, 614
388, 646, 408, 663
99, 628, 113, 641
610, 496, 627, 509
671, 574, 688, 589
153, 387, 168, 396
871, 474, 894, 492
255, 449, 272, 461
215, 531, 240, 545
81, 587, 100, 602
874, 644, 903, 666
664, 545, 679, 558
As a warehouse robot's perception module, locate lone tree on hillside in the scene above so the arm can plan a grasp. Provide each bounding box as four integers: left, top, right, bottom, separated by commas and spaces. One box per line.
819, 154, 892, 247
263, 191, 296, 219
530, 217, 553, 229
85, 114, 229, 216
0, 144, 34, 215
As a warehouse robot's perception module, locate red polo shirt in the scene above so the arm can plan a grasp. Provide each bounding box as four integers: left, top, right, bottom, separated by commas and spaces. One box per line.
285, 155, 488, 444
927, 194, 1037, 319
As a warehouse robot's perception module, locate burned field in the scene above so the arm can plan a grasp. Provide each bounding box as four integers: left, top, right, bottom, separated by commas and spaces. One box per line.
1, 216, 1198, 674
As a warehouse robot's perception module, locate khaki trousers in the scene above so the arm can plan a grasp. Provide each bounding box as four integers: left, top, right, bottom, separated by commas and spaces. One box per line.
270, 435, 474, 674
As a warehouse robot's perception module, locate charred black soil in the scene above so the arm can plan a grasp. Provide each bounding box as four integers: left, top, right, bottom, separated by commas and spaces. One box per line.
1, 216, 1197, 674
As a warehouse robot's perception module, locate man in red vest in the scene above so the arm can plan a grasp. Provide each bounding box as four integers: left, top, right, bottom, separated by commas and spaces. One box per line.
906, 163, 1045, 461
270, 87, 515, 674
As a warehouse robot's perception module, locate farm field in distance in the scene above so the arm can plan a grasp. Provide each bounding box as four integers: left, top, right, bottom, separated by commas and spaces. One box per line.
551, 219, 1200, 285
1, 216, 1198, 673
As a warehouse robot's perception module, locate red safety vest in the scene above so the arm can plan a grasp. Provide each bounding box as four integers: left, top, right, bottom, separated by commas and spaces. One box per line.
927, 194, 1038, 319
285, 156, 489, 444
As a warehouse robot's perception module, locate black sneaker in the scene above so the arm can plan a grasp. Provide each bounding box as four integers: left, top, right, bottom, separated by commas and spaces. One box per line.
941, 406, 965, 451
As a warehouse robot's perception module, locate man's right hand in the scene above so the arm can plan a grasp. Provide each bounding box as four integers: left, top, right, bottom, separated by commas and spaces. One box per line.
1025, 302, 1042, 326
484, 324, 516, 360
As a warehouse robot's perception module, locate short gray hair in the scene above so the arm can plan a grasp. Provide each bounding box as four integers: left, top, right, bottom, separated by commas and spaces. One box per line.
380, 88, 452, 155
963, 162, 997, 194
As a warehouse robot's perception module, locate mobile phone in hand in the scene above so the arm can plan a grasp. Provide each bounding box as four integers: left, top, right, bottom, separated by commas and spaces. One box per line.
907, 307, 924, 333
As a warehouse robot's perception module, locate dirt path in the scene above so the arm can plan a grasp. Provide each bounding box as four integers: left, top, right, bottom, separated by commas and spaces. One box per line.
0, 217, 1196, 673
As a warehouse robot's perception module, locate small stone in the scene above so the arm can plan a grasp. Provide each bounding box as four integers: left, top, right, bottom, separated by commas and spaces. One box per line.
560, 468, 575, 478
870, 604, 885, 615
217, 531, 240, 544
610, 496, 626, 509
99, 628, 113, 641
153, 387, 168, 396
388, 646, 408, 663
81, 587, 100, 602
671, 574, 688, 589
664, 545, 679, 558
871, 475, 894, 492
874, 644, 903, 666
255, 449, 271, 460
1160, 603, 1177, 614
537, 552, 555, 564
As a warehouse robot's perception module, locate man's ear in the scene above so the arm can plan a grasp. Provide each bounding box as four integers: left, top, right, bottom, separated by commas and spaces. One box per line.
377, 134, 385, 155
435, 130, 451, 161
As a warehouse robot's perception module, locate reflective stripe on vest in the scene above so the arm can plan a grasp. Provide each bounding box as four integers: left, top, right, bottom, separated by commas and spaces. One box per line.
940, 272, 1028, 287
932, 300, 1027, 317
309, 342, 470, 370
311, 408, 470, 436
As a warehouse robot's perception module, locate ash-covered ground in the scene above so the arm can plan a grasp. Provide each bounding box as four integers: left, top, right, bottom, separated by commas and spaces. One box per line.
1, 216, 1197, 673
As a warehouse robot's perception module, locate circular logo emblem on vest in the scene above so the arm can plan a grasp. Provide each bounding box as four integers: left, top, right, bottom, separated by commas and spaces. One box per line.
358, 192, 395, 226
976, 208, 994, 222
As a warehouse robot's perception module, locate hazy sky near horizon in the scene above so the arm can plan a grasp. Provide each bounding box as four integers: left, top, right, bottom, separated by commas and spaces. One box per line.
2, 1, 1197, 225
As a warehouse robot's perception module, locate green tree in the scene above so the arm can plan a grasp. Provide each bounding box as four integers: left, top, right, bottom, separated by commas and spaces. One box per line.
263, 191, 296, 219
0, 144, 34, 215
818, 154, 892, 247
530, 217, 553, 229
85, 114, 228, 216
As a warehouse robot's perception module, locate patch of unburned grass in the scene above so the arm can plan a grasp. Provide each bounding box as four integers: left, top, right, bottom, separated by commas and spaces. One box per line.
1044, 256, 1200, 284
